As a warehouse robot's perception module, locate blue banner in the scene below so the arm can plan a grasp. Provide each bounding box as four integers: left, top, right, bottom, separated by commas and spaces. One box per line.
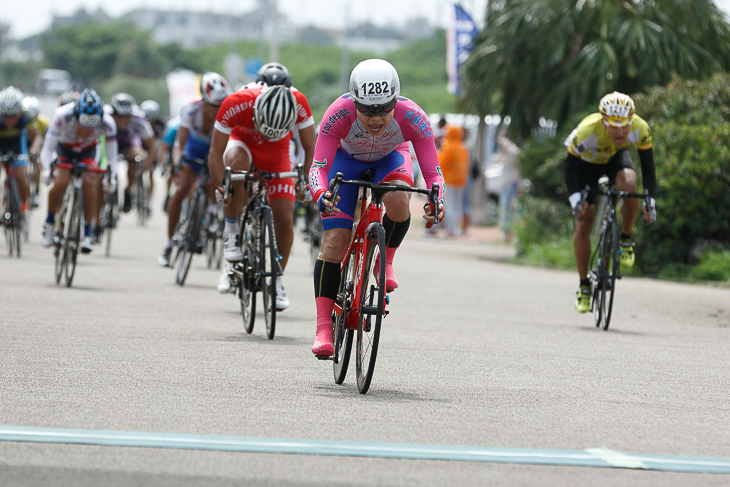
447, 4, 479, 95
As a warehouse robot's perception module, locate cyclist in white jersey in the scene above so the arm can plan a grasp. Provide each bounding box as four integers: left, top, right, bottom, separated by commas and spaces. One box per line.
40, 89, 118, 253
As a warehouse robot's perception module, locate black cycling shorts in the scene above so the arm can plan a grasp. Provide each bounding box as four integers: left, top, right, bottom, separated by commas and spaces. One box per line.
577, 149, 635, 204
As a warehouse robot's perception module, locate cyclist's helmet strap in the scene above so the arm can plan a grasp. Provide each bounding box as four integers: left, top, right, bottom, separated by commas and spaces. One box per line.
349, 59, 400, 107
0, 86, 25, 116
254, 85, 297, 140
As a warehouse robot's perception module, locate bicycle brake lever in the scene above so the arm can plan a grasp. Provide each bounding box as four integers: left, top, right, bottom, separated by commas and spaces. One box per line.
326, 172, 343, 213
222, 166, 232, 202
425, 183, 440, 228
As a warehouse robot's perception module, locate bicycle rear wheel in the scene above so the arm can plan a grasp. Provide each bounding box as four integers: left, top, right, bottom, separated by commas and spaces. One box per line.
259, 206, 278, 340
333, 250, 355, 385
355, 224, 386, 394
239, 209, 257, 334
65, 193, 82, 287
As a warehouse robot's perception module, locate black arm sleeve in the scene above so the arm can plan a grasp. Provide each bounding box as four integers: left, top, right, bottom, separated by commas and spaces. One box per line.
563, 153, 583, 195
637, 148, 656, 197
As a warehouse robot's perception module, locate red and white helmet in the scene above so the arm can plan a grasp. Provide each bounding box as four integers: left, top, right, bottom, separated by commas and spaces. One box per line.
200, 71, 232, 105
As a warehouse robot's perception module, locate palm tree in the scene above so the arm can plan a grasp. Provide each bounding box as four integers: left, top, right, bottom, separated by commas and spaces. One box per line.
462, 0, 730, 138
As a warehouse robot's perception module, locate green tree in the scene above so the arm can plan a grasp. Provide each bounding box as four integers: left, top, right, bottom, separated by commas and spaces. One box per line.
462, 0, 730, 138
41, 21, 193, 85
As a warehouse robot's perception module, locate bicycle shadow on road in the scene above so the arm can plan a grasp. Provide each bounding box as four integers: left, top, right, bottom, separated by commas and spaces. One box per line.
216, 333, 304, 346
577, 326, 648, 337
312, 384, 452, 403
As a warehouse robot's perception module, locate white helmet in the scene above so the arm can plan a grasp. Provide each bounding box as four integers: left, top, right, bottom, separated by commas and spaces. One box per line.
254, 85, 297, 140
22, 96, 41, 119
349, 59, 400, 108
0, 86, 25, 116
200, 71, 232, 105
140, 100, 161, 119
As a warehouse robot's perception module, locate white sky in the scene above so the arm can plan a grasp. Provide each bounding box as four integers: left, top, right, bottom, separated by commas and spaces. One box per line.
4, 0, 490, 39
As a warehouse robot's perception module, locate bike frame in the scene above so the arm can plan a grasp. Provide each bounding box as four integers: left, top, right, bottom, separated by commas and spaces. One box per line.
583, 177, 649, 330
334, 191, 386, 330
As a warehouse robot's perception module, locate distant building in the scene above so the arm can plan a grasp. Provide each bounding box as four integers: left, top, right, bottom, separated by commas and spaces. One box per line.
122, 6, 296, 49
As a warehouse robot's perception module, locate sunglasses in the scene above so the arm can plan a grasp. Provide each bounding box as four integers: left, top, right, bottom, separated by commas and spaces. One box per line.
353, 98, 397, 117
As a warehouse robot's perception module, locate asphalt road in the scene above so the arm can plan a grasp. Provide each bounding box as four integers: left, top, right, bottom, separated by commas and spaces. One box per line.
1, 178, 729, 486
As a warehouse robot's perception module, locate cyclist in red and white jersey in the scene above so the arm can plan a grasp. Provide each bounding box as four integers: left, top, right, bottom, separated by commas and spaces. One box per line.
39, 88, 118, 253
209, 82, 314, 311
217, 62, 317, 295
309, 59, 445, 356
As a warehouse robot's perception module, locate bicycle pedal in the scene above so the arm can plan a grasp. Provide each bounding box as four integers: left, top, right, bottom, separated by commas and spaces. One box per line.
315, 355, 333, 361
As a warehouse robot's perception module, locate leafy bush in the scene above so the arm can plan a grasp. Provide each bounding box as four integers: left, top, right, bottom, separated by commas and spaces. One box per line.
514, 195, 572, 253
636, 121, 730, 274
689, 250, 730, 282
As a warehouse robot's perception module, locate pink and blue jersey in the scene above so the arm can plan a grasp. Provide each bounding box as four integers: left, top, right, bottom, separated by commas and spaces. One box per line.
309, 94, 444, 229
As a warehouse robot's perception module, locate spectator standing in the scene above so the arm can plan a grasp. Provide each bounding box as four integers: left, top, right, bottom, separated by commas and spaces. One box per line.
438, 124, 469, 236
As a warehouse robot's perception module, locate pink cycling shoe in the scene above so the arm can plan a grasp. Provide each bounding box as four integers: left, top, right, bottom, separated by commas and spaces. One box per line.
374, 247, 399, 292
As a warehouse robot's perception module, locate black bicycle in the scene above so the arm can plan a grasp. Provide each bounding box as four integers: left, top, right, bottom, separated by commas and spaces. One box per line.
98, 173, 119, 257
221, 166, 298, 339
581, 177, 650, 330
294, 163, 322, 268
172, 162, 210, 286
1, 152, 24, 257
132, 155, 149, 226
54, 163, 87, 287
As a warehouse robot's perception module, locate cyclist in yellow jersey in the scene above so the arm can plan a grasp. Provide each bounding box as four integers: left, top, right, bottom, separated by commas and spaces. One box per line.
564, 92, 657, 313
22, 96, 48, 208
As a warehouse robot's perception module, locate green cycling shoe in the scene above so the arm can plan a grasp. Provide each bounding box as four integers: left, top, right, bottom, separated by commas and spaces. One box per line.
620, 238, 635, 268
574, 285, 591, 313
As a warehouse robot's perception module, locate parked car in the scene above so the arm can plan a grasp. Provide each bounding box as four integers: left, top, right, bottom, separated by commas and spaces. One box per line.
34, 69, 72, 95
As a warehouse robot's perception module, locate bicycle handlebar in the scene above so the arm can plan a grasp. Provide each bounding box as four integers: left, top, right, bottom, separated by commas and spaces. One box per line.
221, 166, 299, 201
326, 172, 440, 224
580, 184, 652, 212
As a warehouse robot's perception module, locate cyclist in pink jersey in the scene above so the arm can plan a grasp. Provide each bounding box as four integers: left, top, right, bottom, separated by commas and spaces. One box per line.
209, 84, 309, 310
309, 59, 445, 356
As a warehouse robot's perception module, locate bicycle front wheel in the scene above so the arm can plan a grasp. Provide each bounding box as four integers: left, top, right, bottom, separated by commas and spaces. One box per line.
176, 194, 203, 285
239, 209, 257, 334
259, 207, 278, 340
54, 197, 69, 284
135, 176, 147, 226
65, 193, 82, 287
593, 222, 618, 330
5, 179, 21, 257
355, 224, 386, 394
333, 250, 355, 385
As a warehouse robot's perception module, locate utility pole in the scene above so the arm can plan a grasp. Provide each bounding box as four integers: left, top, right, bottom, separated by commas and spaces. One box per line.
268, 0, 279, 62
339, 2, 351, 93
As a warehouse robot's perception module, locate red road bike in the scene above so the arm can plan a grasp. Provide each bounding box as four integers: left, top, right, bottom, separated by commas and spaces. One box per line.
318, 171, 439, 394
